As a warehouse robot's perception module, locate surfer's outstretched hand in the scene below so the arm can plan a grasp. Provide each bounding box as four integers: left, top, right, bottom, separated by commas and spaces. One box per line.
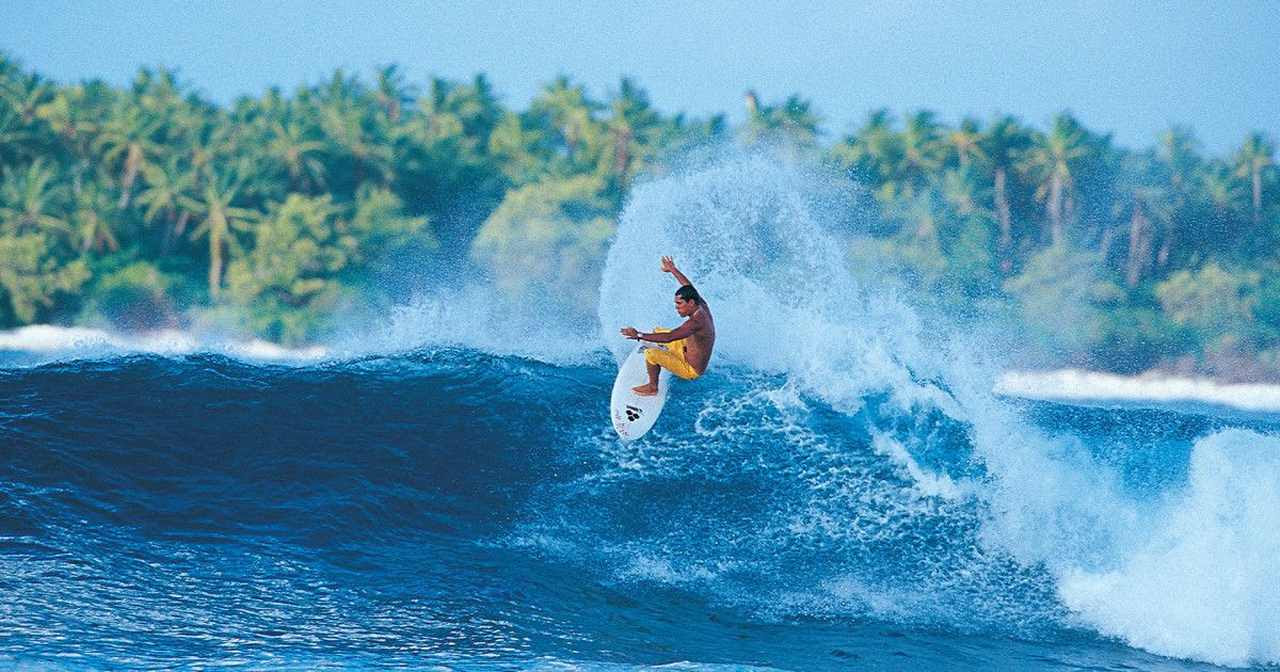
660, 256, 693, 287
620, 327, 640, 340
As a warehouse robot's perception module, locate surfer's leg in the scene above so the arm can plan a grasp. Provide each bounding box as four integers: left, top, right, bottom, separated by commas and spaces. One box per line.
632, 361, 660, 396
639, 346, 697, 389
633, 327, 669, 395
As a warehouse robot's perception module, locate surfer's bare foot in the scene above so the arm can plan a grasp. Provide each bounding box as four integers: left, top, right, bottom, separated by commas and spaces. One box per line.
632, 383, 658, 396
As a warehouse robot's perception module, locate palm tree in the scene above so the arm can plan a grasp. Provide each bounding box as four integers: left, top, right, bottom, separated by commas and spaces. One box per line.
180, 164, 258, 298
946, 117, 986, 168
939, 164, 989, 217
455, 75, 503, 141
1112, 153, 1171, 287
1155, 126, 1201, 266
374, 64, 416, 123
895, 111, 945, 195
315, 70, 394, 189
742, 91, 822, 150
0, 98, 33, 166
130, 67, 184, 108
601, 78, 665, 193
529, 76, 603, 171
1233, 131, 1275, 229
0, 159, 72, 237
31, 82, 113, 177
264, 118, 326, 192
72, 183, 119, 254
418, 74, 504, 154
488, 111, 553, 185
832, 108, 902, 194
136, 156, 197, 252
980, 115, 1032, 269
1200, 159, 1246, 251
183, 109, 233, 184
1, 67, 53, 124
94, 103, 164, 207
0, 65, 61, 164
1021, 113, 1090, 246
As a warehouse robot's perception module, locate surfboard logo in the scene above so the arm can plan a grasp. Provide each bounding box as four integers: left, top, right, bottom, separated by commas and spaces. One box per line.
625, 405, 643, 422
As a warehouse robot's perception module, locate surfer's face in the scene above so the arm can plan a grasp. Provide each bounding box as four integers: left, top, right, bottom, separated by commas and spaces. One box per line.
674, 296, 696, 317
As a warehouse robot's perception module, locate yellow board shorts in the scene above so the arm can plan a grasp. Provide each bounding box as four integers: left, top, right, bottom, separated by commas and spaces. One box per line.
643, 327, 701, 380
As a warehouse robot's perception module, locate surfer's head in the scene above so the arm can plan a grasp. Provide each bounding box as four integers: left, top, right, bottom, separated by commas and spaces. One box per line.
674, 284, 701, 316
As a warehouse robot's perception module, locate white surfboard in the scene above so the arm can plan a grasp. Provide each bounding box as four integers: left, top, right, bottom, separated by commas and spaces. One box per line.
610, 344, 672, 441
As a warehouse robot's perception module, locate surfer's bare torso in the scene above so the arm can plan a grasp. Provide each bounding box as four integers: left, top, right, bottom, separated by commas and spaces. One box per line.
674, 305, 714, 374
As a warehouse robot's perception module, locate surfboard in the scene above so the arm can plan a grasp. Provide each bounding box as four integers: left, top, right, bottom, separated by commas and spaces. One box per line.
610, 344, 672, 441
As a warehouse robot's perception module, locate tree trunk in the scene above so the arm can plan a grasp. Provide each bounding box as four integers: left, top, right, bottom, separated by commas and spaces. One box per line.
162, 209, 191, 255
208, 208, 226, 299
174, 210, 191, 239
72, 161, 85, 196
1048, 172, 1063, 246
564, 126, 578, 161
1253, 167, 1263, 228
994, 167, 1012, 272
614, 126, 632, 177
1157, 219, 1173, 267
1126, 205, 1151, 288
118, 143, 142, 208
208, 236, 221, 299
1065, 192, 1077, 234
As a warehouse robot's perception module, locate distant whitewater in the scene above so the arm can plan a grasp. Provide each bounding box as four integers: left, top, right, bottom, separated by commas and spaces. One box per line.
0, 324, 329, 364
997, 368, 1280, 416
3, 154, 1278, 670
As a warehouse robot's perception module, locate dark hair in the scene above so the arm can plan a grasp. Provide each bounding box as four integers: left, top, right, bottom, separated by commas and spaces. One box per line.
675, 284, 702, 305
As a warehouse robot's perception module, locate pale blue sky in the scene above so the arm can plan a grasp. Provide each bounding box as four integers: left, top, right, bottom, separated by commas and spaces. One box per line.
4, 1, 1277, 154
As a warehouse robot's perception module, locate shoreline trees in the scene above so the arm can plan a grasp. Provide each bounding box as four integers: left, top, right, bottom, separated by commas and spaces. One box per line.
0, 53, 1276, 378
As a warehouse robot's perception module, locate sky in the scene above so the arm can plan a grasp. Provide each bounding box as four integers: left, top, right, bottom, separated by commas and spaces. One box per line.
3, 1, 1277, 155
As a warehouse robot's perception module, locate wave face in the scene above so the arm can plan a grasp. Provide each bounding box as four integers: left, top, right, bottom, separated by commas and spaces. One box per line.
3, 155, 1279, 670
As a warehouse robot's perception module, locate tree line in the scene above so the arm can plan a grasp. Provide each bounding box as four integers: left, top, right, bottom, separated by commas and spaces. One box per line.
1, 53, 1276, 377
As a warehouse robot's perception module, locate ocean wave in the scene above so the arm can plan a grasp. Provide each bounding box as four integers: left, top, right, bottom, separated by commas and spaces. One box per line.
0, 346, 1271, 669
3, 152, 1275, 669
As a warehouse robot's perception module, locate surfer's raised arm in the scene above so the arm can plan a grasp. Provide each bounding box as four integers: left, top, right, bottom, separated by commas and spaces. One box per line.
661, 256, 693, 289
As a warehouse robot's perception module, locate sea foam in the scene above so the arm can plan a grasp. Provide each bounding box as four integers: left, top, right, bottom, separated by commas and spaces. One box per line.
592, 150, 1280, 667
0, 324, 328, 363
997, 368, 1280, 415
1058, 429, 1280, 667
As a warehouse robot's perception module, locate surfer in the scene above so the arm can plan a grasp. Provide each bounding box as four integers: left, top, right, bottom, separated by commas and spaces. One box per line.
620, 256, 716, 396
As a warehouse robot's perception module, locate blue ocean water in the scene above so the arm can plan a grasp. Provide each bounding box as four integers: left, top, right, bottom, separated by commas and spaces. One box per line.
4, 154, 1280, 670
1, 348, 1277, 671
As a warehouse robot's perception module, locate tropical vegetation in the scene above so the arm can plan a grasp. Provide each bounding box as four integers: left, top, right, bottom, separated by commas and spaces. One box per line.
1, 53, 1277, 378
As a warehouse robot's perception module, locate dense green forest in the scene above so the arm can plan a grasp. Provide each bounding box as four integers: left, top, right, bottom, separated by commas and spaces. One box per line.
1, 53, 1277, 378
